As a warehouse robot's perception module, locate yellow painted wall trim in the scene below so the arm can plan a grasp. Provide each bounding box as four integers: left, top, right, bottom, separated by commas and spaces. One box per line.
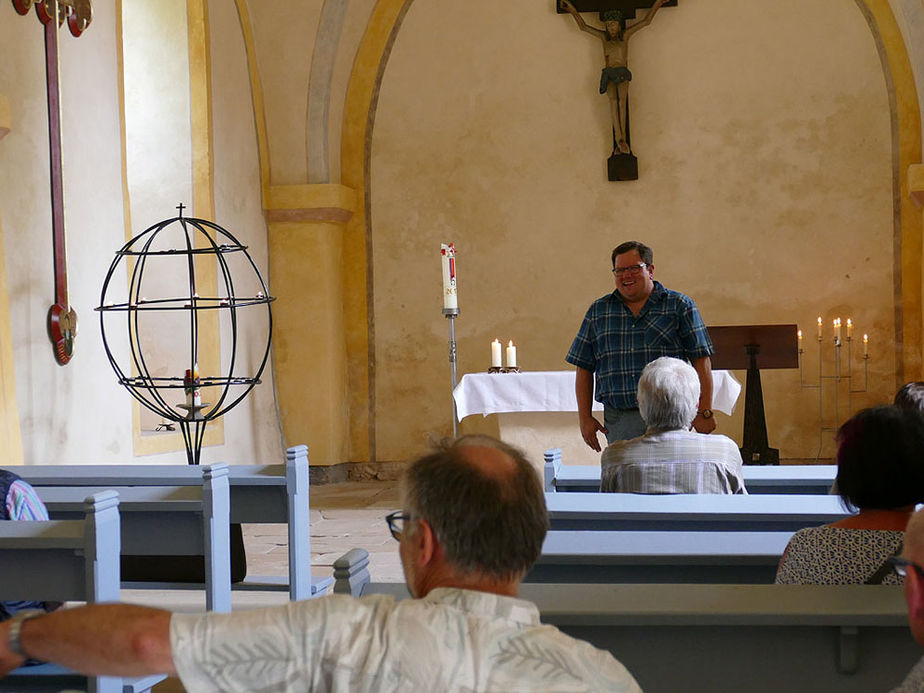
0, 95, 10, 140
0, 211, 24, 466
265, 183, 357, 223
340, 0, 413, 461
120, 0, 223, 456
187, 0, 224, 449
234, 0, 270, 194
0, 94, 21, 463
909, 163, 924, 207
862, 0, 923, 383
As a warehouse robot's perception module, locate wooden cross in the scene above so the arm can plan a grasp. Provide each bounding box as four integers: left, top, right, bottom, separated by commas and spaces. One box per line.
12, 0, 92, 365
556, 1, 677, 19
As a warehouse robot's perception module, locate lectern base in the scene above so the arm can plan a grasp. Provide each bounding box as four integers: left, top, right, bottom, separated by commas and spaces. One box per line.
740, 446, 780, 466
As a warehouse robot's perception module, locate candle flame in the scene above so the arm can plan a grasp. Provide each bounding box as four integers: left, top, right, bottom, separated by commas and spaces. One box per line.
817, 317, 822, 325
863, 334, 868, 342
797, 330, 802, 339
493, 338, 500, 344
847, 318, 852, 327
508, 340, 514, 347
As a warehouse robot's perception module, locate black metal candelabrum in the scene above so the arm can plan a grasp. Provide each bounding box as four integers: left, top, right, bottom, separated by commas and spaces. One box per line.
97, 205, 274, 465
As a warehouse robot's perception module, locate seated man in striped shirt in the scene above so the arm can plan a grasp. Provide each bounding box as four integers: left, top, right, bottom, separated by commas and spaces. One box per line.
601, 357, 746, 494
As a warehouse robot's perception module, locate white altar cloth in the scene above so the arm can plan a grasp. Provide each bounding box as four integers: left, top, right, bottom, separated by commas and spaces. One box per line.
453, 370, 741, 420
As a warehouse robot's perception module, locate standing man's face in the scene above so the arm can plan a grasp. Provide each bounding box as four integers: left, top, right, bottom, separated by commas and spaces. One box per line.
613, 250, 654, 304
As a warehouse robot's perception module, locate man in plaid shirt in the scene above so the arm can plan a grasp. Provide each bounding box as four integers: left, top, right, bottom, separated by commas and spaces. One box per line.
566, 240, 715, 451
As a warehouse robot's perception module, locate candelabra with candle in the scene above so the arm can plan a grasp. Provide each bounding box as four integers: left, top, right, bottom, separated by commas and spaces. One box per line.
798, 316, 870, 459
97, 205, 274, 465
441, 244, 460, 436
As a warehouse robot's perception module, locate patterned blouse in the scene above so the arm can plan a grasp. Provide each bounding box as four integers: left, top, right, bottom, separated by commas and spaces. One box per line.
774, 526, 904, 585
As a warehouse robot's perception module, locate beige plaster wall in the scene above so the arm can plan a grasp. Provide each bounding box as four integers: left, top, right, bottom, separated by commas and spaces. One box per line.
370, 0, 895, 463
207, 0, 285, 463
0, 0, 281, 465
246, 0, 318, 184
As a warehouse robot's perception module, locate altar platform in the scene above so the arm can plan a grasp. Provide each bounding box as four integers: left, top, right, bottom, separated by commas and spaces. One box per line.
453, 370, 741, 469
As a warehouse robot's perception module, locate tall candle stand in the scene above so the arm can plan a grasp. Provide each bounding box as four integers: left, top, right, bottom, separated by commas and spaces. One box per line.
444, 307, 460, 437
799, 331, 869, 459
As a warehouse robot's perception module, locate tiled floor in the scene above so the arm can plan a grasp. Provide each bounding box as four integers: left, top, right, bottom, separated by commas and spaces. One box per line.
247, 479, 404, 584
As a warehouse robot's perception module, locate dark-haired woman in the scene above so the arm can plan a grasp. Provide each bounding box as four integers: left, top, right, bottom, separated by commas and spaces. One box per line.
775, 406, 924, 585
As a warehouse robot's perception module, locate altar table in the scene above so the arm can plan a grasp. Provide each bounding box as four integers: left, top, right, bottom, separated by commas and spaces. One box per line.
453, 370, 741, 468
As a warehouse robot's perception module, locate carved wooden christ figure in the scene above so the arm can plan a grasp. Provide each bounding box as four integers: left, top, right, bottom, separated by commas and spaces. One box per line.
561, 0, 667, 155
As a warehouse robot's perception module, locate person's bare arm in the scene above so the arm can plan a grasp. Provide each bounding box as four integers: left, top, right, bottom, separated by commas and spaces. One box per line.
0, 604, 175, 679
691, 356, 716, 434
576, 367, 607, 452
560, 0, 606, 38
623, 0, 668, 38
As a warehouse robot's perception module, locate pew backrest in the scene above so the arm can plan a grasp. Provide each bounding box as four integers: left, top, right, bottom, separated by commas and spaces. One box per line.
545, 492, 852, 531
0, 491, 162, 692
17, 445, 330, 600
34, 464, 231, 612
332, 548, 916, 693
528, 529, 793, 583
542, 448, 838, 494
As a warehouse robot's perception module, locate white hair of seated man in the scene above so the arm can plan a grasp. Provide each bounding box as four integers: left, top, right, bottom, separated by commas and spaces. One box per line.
637, 356, 701, 432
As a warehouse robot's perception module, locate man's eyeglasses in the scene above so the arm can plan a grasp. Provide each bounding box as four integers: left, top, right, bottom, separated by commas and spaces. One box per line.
385, 511, 413, 541
612, 263, 647, 277
887, 556, 924, 579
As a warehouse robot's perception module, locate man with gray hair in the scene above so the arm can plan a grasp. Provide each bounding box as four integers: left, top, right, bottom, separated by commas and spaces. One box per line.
0, 435, 641, 692
890, 508, 924, 691
601, 357, 745, 494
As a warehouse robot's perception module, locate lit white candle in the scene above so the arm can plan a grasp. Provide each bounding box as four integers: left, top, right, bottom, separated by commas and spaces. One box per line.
846, 318, 853, 339
817, 316, 823, 338
797, 329, 803, 350
863, 333, 869, 356
834, 318, 841, 342
440, 243, 458, 310
506, 340, 517, 368
491, 339, 502, 367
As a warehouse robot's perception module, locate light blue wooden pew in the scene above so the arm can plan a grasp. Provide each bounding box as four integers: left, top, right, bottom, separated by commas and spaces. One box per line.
35, 464, 231, 612
332, 549, 918, 693
545, 492, 852, 531
542, 448, 838, 494
526, 530, 793, 583
18, 445, 332, 600
0, 491, 165, 693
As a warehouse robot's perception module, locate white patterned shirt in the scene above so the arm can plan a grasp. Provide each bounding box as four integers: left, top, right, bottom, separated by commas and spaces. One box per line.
171, 587, 641, 692
774, 527, 904, 585
892, 654, 924, 692
601, 429, 746, 494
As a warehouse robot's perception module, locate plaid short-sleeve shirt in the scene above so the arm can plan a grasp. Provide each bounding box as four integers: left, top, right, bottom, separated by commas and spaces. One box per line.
566, 281, 713, 409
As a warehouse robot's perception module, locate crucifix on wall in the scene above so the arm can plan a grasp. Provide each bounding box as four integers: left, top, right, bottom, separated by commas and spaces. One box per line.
558, 0, 674, 181
12, 0, 92, 365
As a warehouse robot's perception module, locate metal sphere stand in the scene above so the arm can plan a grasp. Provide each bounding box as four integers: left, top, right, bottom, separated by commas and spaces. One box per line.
97, 205, 275, 465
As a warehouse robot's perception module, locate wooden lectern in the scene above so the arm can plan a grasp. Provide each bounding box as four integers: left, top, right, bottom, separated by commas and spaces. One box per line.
709, 325, 799, 465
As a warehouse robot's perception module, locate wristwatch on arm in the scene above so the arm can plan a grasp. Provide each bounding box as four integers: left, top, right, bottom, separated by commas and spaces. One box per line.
699, 409, 713, 419
6, 609, 44, 658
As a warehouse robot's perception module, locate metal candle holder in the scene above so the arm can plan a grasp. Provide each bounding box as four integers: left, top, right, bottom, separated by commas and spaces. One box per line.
97, 205, 274, 465
798, 332, 869, 459
443, 307, 460, 437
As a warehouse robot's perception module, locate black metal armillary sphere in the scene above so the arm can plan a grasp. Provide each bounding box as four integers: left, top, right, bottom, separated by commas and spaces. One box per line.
96, 205, 274, 465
